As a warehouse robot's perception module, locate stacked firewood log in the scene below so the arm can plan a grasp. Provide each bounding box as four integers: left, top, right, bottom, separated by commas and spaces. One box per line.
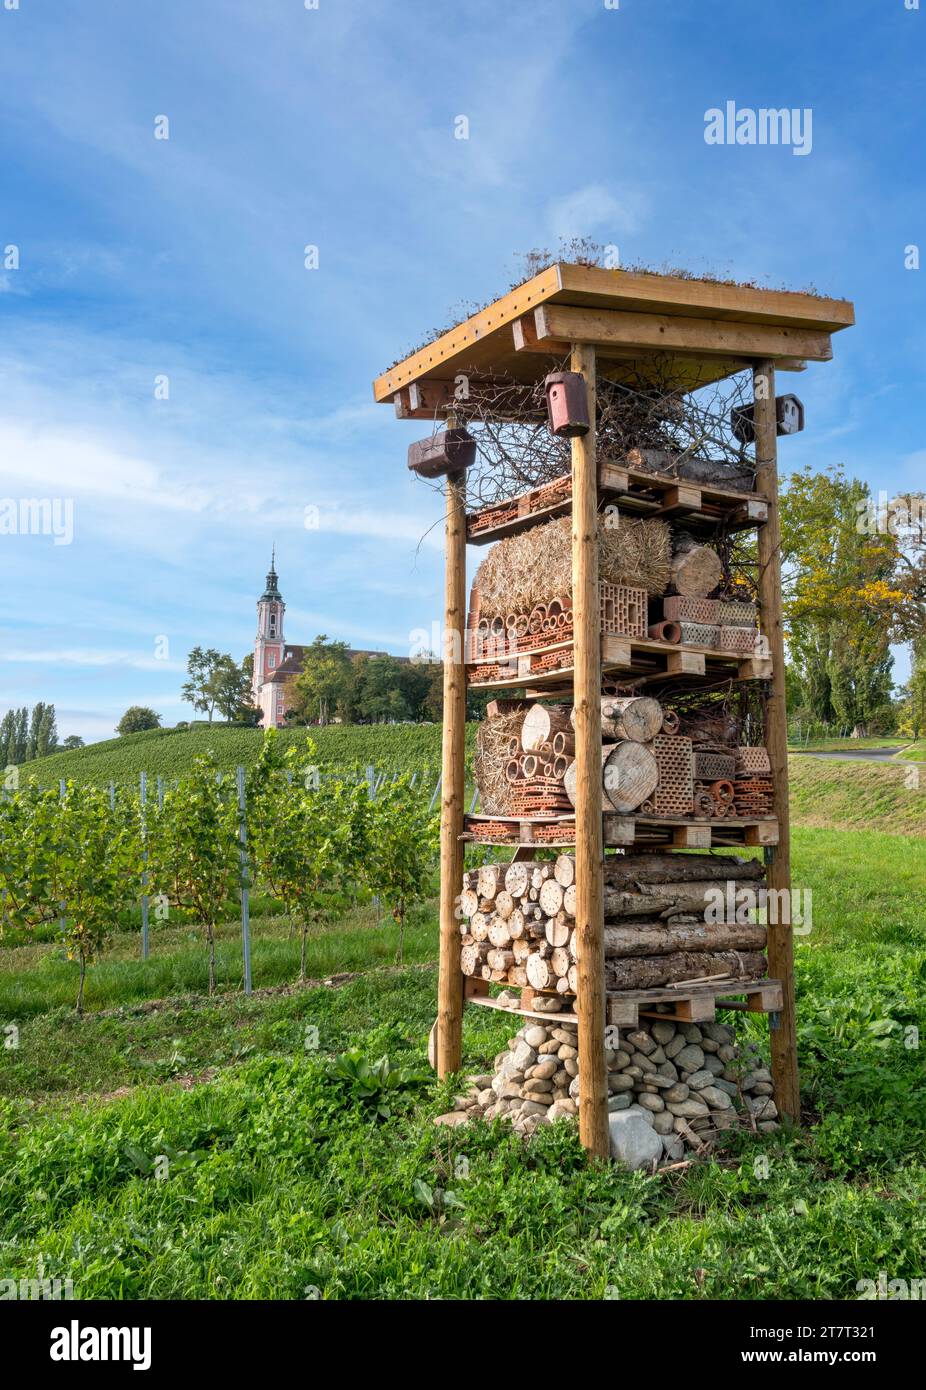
460, 852, 769, 997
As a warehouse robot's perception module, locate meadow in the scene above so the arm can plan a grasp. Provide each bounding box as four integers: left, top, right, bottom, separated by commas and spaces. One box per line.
1, 740, 924, 1300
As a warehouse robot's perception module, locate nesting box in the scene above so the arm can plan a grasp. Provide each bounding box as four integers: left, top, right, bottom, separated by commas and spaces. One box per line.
731, 394, 805, 444
544, 371, 590, 437
407, 427, 476, 479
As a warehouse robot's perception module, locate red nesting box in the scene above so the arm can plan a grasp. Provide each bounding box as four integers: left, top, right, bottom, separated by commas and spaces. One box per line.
407, 427, 477, 479
544, 371, 590, 438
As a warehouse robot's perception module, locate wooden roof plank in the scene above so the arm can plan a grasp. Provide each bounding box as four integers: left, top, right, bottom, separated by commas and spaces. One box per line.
533, 304, 833, 363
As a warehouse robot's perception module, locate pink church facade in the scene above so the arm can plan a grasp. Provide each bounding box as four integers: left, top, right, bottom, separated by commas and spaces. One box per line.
251, 555, 304, 729
251, 554, 404, 728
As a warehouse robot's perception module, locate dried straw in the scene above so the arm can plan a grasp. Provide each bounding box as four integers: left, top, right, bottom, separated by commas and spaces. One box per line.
473, 710, 525, 814
474, 512, 672, 616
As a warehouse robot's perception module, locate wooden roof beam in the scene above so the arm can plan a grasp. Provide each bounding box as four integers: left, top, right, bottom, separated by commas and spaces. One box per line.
527, 304, 833, 363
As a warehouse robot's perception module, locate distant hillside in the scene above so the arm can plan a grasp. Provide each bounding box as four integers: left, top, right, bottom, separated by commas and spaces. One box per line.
24, 722, 456, 788
788, 754, 926, 835
23, 729, 926, 835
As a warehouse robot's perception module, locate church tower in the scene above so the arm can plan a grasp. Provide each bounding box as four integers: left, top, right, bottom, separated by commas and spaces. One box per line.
252, 549, 285, 718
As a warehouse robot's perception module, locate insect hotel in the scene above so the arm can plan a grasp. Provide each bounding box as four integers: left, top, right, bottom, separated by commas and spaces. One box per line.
374, 263, 854, 1161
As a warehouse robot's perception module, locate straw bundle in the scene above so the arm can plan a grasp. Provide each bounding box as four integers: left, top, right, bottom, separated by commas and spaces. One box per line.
473, 710, 525, 814
474, 513, 671, 616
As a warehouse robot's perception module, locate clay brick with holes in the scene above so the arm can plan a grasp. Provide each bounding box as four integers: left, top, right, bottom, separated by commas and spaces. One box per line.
735, 746, 772, 775
719, 625, 759, 654
678, 621, 721, 649
693, 749, 737, 780
600, 582, 647, 638
718, 599, 758, 626
652, 734, 694, 815
663, 595, 720, 625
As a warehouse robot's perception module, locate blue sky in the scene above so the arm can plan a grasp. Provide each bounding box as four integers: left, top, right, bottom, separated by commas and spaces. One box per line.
1, 0, 923, 741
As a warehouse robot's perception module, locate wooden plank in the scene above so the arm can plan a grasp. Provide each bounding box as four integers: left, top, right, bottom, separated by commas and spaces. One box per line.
465, 990, 579, 1026
571, 342, 609, 1161
373, 263, 853, 404
667, 649, 707, 676
673, 825, 712, 848
745, 818, 780, 846
754, 361, 799, 1124
436, 467, 468, 1079
640, 994, 717, 1024
534, 304, 834, 363
554, 262, 855, 332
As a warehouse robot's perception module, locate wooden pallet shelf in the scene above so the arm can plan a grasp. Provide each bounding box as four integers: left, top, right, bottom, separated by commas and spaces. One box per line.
466, 461, 768, 545
463, 811, 778, 849
466, 632, 771, 691
606, 977, 784, 1029
462, 974, 783, 1031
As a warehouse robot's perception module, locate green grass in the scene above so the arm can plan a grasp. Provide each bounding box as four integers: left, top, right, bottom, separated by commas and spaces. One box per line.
789, 754, 926, 834
1, 827, 925, 1300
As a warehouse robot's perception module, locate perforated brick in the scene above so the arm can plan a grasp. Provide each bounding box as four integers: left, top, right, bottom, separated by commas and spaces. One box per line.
693, 749, 736, 780
719, 625, 759, 655
600, 582, 647, 638
718, 599, 758, 626
663, 595, 720, 625
678, 621, 721, 649
735, 745, 772, 775
652, 734, 694, 815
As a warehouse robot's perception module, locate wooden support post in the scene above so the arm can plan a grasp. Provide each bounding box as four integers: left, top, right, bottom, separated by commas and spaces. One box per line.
436, 466, 467, 1078
753, 360, 800, 1123
570, 342, 609, 1160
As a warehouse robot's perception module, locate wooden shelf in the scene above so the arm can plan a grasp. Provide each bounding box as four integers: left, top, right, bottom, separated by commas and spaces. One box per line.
463, 811, 778, 849
466, 632, 771, 692
462, 974, 783, 1031
466, 461, 768, 546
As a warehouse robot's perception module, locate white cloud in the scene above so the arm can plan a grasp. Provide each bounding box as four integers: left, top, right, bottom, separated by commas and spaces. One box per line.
0, 647, 186, 673
546, 183, 649, 242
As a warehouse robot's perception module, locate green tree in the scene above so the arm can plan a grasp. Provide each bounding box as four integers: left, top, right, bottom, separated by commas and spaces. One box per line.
148, 754, 241, 993
0, 710, 15, 767
249, 730, 371, 979
212, 655, 258, 722
367, 776, 438, 963
780, 467, 900, 728
290, 636, 353, 725
116, 706, 162, 735
0, 783, 140, 1010
13, 707, 28, 763
61, 734, 85, 750
181, 646, 240, 723
898, 638, 926, 741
